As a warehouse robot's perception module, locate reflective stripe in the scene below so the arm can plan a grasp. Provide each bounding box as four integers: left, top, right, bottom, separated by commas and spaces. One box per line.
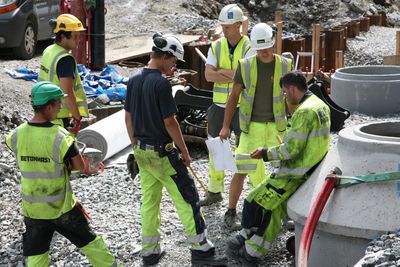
245, 242, 264, 258
142, 236, 161, 244
239, 112, 251, 122
273, 94, 284, 103
250, 235, 271, 250
280, 144, 291, 160
187, 232, 207, 244
287, 128, 330, 140
241, 91, 254, 104
21, 182, 72, 203
141, 246, 161, 257
20, 132, 65, 179
215, 40, 221, 68
237, 164, 257, 171
274, 113, 286, 122
111, 261, 118, 267
244, 58, 251, 89
269, 147, 278, 160
213, 86, 228, 93
281, 58, 289, 75
277, 167, 310, 176
236, 154, 252, 160
49, 51, 68, 82
242, 39, 250, 58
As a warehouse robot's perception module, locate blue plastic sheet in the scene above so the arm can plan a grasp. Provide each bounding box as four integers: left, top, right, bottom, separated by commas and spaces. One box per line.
6, 64, 127, 101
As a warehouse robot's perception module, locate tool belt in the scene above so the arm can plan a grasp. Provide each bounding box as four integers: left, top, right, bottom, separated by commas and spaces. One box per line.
136, 140, 175, 157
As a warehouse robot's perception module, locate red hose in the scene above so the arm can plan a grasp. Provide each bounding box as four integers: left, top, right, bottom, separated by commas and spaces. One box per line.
297, 172, 338, 267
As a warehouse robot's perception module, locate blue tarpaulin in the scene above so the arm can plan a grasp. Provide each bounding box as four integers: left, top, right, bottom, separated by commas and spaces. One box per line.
5, 64, 128, 101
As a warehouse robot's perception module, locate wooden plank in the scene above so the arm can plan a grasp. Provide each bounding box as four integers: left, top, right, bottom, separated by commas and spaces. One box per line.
335, 50, 344, 69
275, 10, 282, 23
396, 31, 400, 55
312, 24, 320, 72
383, 55, 400, 65
106, 34, 201, 64
275, 21, 283, 55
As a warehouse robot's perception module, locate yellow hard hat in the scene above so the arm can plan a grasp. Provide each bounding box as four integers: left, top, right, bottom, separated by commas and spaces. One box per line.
52, 14, 85, 33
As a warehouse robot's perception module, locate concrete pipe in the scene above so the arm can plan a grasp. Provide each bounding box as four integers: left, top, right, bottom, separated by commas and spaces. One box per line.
331, 65, 400, 116
77, 109, 131, 161
287, 121, 400, 267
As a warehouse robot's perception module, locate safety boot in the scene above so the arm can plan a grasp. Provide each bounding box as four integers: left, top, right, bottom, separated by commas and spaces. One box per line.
191, 248, 228, 266
142, 250, 166, 266
223, 209, 242, 231
226, 245, 258, 267
226, 234, 245, 250
199, 192, 223, 206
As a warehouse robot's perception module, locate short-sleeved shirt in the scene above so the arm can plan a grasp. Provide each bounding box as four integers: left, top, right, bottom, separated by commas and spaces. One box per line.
56, 55, 75, 79
124, 68, 177, 145
205, 46, 256, 67
234, 57, 275, 122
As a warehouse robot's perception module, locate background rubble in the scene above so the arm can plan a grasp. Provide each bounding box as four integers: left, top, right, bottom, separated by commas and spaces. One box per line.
1, 0, 400, 266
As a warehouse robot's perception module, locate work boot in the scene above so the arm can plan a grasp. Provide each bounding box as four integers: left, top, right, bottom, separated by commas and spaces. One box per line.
226, 245, 258, 267
142, 250, 166, 266
226, 234, 245, 250
199, 192, 223, 206
224, 209, 242, 231
191, 248, 228, 266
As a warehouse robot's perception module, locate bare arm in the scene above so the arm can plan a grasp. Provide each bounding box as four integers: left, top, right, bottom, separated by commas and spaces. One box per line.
164, 115, 191, 166
205, 64, 235, 84
59, 77, 81, 120
219, 82, 243, 139
125, 111, 137, 146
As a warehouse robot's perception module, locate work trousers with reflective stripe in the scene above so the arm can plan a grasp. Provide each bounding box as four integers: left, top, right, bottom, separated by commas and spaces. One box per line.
134, 147, 213, 256
207, 104, 240, 193
240, 176, 304, 258
235, 122, 281, 187
23, 205, 118, 267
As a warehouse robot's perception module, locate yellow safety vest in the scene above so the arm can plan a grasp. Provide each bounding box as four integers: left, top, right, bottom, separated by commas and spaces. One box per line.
239, 54, 292, 133
5, 123, 77, 219
268, 94, 331, 179
38, 43, 89, 118
211, 36, 251, 104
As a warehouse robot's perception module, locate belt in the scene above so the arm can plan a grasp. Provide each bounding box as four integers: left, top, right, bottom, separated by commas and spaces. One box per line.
136, 140, 174, 153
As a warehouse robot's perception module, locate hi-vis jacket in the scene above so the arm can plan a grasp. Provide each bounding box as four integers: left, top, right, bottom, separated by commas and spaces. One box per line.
38, 43, 89, 118
238, 54, 292, 133
6, 123, 76, 219
267, 93, 331, 179
211, 36, 251, 104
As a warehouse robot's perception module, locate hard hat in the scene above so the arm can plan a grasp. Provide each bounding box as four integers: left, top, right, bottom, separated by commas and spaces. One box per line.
250, 23, 275, 50
152, 33, 185, 61
218, 4, 244, 25
31, 81, 66, 106
51, 14, 85, 33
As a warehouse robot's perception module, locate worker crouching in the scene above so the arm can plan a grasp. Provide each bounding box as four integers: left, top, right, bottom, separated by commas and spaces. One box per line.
124, 33, 227, 266
5, 82, 121, 266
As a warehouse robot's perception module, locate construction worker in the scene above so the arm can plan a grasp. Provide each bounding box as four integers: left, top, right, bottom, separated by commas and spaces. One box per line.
219, 22, 292, 229
226, 71, 331, 265
38, 14, 89, 131
200, 3, 252, 207
124, 33, 227, 266
5, 81, 120, 267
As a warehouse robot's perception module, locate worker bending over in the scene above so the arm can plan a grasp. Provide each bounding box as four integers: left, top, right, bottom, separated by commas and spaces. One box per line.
5, 82, 120, 267
124, 33, 227, 266
220, 23, 291, 229
226, 71, 330, 265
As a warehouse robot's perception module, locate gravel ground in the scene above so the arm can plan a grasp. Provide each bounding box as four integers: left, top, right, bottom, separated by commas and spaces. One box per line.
1, 0, 400, 266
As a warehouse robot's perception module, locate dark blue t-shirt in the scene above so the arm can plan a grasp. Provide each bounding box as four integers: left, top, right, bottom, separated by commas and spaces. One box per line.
124, 68, 177, 145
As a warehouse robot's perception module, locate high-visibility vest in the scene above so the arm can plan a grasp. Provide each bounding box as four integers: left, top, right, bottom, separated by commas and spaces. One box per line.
211, 36, 251, 104
38, 43, 89, 118
238, 54, 292, 133
267, 94, 331, 179
5, 123, 77, 219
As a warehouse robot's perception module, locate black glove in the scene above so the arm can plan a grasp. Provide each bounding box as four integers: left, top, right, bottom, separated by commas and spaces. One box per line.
127, 153, 139, 179
262, 148, 269, 162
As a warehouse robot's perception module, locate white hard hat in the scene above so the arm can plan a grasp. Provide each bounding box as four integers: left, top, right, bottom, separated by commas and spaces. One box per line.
152, 33, 185, 61
218, 4, 244, 25
250, 23, 275, 50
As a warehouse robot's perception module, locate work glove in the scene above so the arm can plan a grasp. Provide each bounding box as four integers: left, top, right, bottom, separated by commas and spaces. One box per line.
127, 153, 139, 179
68, 118, 81, 135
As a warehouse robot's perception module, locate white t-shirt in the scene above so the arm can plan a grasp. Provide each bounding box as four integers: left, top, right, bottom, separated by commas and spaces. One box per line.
205, 47, 256, 67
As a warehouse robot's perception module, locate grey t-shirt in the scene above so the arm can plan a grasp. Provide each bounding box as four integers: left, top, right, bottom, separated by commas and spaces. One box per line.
234, 57, 275, 122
